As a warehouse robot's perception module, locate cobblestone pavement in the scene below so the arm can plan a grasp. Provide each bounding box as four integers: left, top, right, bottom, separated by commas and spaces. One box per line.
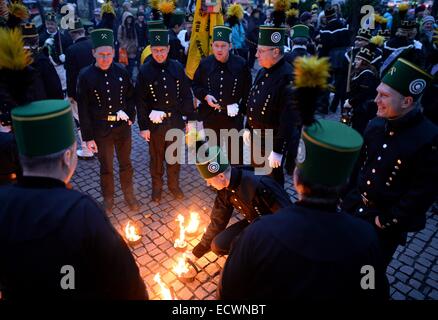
70, 111, 438, 300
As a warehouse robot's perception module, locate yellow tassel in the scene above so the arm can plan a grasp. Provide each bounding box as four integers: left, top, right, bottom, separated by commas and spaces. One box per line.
374, 14, 387, 25
0, 28, 32, 70
370, 35, 385, 47
149, 0, 161, 10
101, 1, 115, 16
274, 0, 290, 12
290, 0, 299, 4
227, 3, 244, 20
294, 56, 330, 89
158, 1, 175, 15
398, 3, 409, 12
8, 2, 29, 20
286, 8, 299, 18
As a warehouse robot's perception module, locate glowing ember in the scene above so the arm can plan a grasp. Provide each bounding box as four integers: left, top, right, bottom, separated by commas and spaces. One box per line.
172, 253, 190, 277
185, 211, 200, 235
153, 273, 173, 300
174, 214, 187, 250
124, 221, 141, 243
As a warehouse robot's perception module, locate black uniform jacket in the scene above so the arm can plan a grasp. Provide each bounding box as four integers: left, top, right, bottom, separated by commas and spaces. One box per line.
0, 176, 147, 300
219, 202, 389, 300
77, 63, 136, 141
193, 166, 292, 258
136, 58, 194, 132
192, 54, 251, 125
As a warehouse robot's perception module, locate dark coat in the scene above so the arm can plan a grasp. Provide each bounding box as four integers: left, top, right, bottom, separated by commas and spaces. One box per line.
39, 29, 73, 65
77, 63, 136, 141
219, 202, 389, 300
319, 19, 350, 69
343, 108, 438, 244
136, 58, 194, 132
347, 68, 379, 134
65, 37, 94, 100
246, 58, 299, 154
192, 54, 251, 127
31, 52, 63, 100
192, 166, 292, 258
168, 29, 186, 66
0, 176, 147, 300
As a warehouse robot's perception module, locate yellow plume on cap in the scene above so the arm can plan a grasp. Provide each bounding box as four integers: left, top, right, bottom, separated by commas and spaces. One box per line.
158, 0, 175, 15
8, 1, 29, 20
294, 56, 330, 89
370, 35, 385, 47
290, 0, 299, 4
101, 0, 115, 16
286, 8, 299, 18
149, 0, 161, 10
227, 3, 244, 20
398, 3, 409, 12
0, 28, 32, 70
374, 14, 387, 25
274, 0, 290, 12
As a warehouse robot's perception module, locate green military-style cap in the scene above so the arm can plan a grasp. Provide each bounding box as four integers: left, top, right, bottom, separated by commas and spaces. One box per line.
169, 9, 185, 27
258, 25, 286, 47
147, 19, 166, 30
290, 24, 310, 39
297, 120, 363, 187
356, 28, 372, 41
149, 29, 169, 46
381, 58, 432, 100
45, 12, 57, 22
213, 25, 232, 43
21, 23, 38, 38
11, 99, 75, 157
90, 28, 114, 48
196, 146, 230, 179
69, 18, 84, 32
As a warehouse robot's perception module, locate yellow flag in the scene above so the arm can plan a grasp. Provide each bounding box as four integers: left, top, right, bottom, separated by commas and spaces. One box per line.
185, 0, 224, 80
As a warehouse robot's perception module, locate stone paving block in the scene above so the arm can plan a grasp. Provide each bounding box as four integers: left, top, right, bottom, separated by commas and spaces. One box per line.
428, 289, 438, 300
177, 287, 194, 300
194, 287, 209, 300
400, 266, 414, 276
393, 281, 412, 294
408, 289, 425, 300
426, 278, 438, 290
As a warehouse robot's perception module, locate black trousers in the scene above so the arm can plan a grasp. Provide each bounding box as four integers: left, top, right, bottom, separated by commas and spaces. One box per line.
95, 124, 134, 204
211, 219, 250, 256
330, 68, 347, 112
149, 124, 181, 192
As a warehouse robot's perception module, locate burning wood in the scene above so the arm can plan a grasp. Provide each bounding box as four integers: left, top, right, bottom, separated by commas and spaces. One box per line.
185, 211, 200, 237
174, 214, 188, 251
124, 221, 141, 245
153, 273, 173, 300
173, 253, 198, 283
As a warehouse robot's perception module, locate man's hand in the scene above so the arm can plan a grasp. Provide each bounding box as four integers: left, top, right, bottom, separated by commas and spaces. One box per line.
243, 129, 251, 146
86, 140, 98, 153
227, 103, 239, 117
268, 151, 283, 168
140, 130, 151, 142
116, 110, 130, 122
59, 54, 65, 63
205, 95, 220, 110
149, 110, 166, 124
185, 251, 198, 264
343, 99, 352, 110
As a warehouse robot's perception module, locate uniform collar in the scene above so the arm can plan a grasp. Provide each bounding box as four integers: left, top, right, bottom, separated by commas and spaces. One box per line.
386, 107, 423, 132
291, 45, 307, 51
93, 63, 114, 73
74, 36, 88, 44
18, 176, 66, 189
295, 199, 339, 213
213, 54, 233, 73
263, 57, 286, 73
226, 167, 242, 193
151, 57, 169, 69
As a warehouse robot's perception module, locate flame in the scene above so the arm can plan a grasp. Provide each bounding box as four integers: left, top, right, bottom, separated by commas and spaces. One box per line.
186, 211, 200, 234
124, 221, 141, 242
174, 214, 187, 248
172, 253, 190, 277
153, 273, 173, 300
